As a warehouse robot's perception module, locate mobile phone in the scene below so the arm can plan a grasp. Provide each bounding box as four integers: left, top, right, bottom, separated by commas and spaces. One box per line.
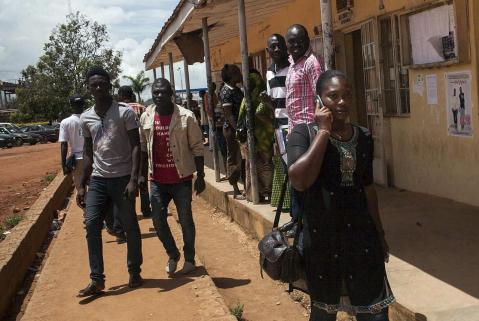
314, 94, 326, 108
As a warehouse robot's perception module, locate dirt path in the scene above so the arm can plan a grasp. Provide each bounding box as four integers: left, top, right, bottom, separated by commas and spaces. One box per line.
192, 196, 310, 321
0, 143, 59, 224
20, 198, 234, 321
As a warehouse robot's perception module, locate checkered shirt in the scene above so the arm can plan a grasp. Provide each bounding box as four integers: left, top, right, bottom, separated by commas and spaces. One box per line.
285, 47, 324, 131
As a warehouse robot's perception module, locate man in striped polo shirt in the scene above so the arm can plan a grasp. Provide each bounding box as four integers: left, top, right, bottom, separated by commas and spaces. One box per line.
265, 34, 291, 211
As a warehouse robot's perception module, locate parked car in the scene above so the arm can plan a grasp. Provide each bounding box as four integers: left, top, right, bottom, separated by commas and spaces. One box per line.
43, 124, 60, 137
0, 127, 41, 146
0, 132, 15, 148
21, 125, 58, 143
0, 122, 22, 131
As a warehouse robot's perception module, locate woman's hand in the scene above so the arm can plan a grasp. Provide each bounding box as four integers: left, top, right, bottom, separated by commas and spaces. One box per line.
314, 105, 333, 132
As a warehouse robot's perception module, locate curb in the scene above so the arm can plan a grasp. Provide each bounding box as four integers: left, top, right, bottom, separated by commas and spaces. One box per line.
0, 171, 72, 319
198, 168, 420, 321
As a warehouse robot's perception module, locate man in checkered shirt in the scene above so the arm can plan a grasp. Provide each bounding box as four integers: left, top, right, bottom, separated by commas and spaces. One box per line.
284, 24, 324, 233
285, 24, 324, 132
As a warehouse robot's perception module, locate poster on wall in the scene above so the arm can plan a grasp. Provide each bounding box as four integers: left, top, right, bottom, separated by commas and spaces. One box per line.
446, 71, 473, 137
426, 74, 438, 105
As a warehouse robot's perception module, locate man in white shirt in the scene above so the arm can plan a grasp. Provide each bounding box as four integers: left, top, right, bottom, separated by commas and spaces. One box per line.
59, 94, 85, 191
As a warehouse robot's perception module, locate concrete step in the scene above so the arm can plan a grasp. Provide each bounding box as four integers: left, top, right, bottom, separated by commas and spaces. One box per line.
199, 167, 479, 321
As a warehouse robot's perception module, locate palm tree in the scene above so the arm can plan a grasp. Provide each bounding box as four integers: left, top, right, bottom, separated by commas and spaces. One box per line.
123, 71, 150, 103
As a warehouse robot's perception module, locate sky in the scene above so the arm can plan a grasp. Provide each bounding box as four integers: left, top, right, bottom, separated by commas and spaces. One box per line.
0, 0, 206, 92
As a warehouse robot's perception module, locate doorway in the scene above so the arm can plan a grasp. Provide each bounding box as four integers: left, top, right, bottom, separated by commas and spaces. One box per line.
337, 20, 388, 186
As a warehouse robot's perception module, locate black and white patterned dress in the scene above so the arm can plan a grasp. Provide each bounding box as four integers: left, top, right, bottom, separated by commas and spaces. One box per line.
287, 123, 395, 315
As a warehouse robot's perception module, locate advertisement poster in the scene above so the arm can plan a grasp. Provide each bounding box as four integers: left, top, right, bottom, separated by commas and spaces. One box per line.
426, 74, 438, 105
446, 71, 473, 137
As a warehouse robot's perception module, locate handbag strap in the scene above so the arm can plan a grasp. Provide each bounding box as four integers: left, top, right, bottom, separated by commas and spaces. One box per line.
273, 174, 289, 229
292, 123, 316, 245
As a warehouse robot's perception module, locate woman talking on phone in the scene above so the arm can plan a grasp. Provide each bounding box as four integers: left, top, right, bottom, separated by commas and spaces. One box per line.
287, 70, 394, 321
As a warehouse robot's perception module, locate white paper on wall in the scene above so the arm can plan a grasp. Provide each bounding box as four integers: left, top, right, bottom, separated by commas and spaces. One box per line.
409, 4, 455, 65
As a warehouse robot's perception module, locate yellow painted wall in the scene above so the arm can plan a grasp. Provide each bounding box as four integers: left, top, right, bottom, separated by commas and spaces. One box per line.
207, 0, 479, 207
335, 0, 479, 206
210, 0, 322, 72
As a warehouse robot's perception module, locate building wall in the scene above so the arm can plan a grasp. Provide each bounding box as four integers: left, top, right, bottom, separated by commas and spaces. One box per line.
207, 0, 479, 207
210, 0, 322, 72
334, 0, 479, 206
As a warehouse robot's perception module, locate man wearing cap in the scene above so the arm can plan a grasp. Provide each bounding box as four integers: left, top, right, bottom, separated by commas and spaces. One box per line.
59, 94, 85, 192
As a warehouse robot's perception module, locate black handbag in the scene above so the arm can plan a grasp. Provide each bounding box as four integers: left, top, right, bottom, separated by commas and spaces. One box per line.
258, 175, 305, 283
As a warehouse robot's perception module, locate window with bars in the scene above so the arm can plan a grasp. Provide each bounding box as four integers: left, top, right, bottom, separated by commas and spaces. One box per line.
336, 0, 353, 12
380, 16, 410, 116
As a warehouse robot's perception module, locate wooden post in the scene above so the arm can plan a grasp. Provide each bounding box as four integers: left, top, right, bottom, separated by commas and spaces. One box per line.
168, 52, 176, 95
238, 0, 260, 204
320, 0, 334, 70
160, 62, 165, 78
184, 59, 191, 110
202, 17, 221, 182
153, 68, 157, 80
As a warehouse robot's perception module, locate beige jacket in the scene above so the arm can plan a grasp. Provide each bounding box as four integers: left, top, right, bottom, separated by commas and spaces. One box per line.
139, 104, 204, 179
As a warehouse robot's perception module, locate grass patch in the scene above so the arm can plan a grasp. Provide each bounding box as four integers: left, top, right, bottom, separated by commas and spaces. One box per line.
4, 214, 23, 229
230, 303, 244, 320
43, 172, 57, 185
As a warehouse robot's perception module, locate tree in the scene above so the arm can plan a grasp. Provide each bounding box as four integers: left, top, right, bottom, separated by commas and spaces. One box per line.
123, 71, 150, 103
16, 12, 122, 121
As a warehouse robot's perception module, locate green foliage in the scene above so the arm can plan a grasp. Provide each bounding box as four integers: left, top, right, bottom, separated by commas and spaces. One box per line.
230, 303, 244, 320
123, 71, 150, 103
4, 214, 23, 230
43, 172, 57, 184
17, 12, 122, 121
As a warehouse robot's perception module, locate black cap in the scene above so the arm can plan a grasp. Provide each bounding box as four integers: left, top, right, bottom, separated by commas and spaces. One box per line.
69, 94, 84, 105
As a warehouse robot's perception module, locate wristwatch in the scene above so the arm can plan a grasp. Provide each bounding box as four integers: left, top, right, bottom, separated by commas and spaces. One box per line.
197, 171, 205, 178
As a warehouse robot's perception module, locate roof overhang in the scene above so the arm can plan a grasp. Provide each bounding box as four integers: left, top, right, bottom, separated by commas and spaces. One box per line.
144, 0, 295, 70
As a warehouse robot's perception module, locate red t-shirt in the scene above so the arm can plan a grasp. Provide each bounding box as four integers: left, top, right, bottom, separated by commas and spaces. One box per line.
151, 113, 192, 184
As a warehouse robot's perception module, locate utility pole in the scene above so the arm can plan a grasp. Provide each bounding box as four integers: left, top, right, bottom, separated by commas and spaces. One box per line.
238, 0, 260, 204
168, 52, 176, 96
202, 17, 221, 182
183, 60, 191, 110
320, 0, 334, 70
160, 62, 165, 78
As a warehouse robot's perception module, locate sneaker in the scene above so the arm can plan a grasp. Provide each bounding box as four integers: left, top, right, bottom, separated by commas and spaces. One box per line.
166, 255, 180, 275
179, 261, 196, 275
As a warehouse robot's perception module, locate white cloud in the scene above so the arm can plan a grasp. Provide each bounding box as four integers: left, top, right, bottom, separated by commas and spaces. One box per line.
0, 0, 206, 93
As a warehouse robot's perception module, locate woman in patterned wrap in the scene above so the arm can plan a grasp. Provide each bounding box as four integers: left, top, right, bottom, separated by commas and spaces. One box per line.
287, 70, 394, 321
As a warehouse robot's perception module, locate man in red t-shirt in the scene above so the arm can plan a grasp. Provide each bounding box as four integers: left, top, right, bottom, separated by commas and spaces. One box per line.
139, 78, 205, 276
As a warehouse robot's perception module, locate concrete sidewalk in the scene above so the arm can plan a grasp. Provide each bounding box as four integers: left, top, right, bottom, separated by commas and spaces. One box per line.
200, 167, 479, 321
20, 198, 234, 321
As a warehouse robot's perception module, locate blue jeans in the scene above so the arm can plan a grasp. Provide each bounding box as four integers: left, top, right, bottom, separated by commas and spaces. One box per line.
104, 201, 123, 234
140, 190, 152, 216
104, 190, 152, 234
150, 180, 196, 263
85, 176, 143, 281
